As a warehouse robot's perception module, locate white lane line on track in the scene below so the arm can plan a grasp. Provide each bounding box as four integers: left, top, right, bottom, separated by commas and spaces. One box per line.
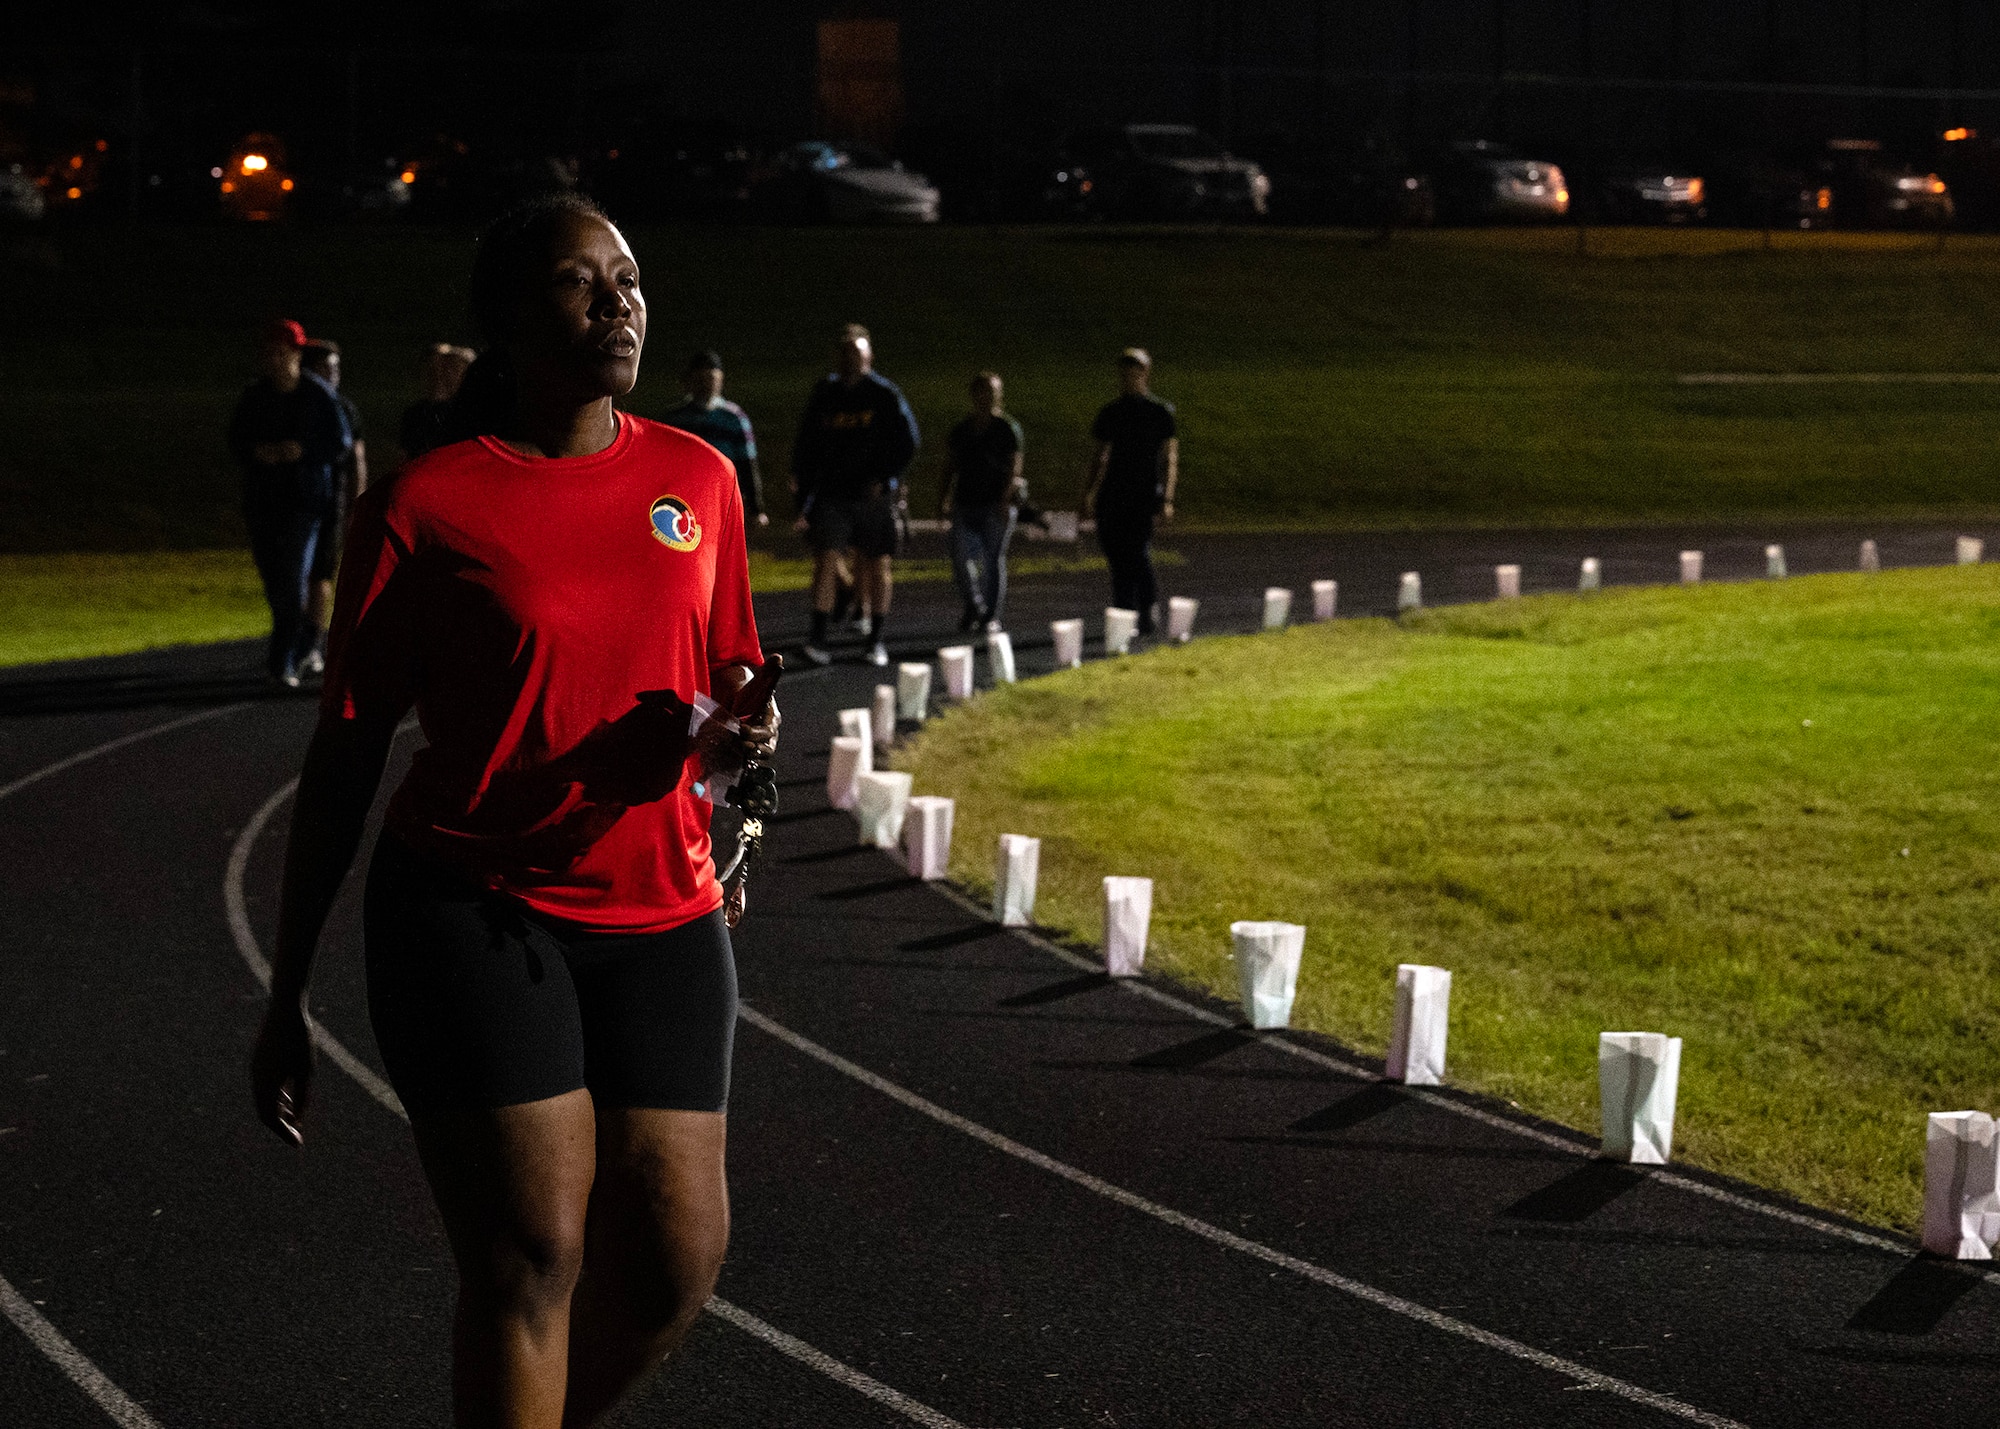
928, 881, 1916, 1257
701, 1298, 969, 1429
0, 703, 247, 803
225, 779, 407, 1118
736, 1003, 1751, 1429
0, 707, 260, 1429
226, 780, 968, 1429
0, 1274, 166, 1429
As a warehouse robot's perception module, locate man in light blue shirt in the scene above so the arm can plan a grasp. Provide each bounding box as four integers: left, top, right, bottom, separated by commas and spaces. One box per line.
660, 350, 766, 527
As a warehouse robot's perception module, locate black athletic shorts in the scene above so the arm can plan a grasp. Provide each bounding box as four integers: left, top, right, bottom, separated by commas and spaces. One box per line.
806, 491, 902, 558
362, 833, 737, 1115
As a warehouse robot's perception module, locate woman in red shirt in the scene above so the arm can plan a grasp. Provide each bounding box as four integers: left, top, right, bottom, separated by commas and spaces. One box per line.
250, 194, 778, 1427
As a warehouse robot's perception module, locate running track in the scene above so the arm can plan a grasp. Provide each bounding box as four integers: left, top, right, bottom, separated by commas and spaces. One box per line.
3, 524, 1998, 1427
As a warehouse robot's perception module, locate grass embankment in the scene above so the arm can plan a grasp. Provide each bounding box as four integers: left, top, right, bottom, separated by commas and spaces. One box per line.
898, 566, 2000, 1232
5, 225, 2000, 552
0, 546, 1124, 667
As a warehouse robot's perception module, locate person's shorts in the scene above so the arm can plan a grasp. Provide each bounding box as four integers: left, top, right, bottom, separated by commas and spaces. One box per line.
806, 491, 902, 558
362, 833, 737, 1115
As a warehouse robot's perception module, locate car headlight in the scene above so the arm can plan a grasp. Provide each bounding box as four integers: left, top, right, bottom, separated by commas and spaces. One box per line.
1895, 175, 1928, 191
1248, 170, 1271, 200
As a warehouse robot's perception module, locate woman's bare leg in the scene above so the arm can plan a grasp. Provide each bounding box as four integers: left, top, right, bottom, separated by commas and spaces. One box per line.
561, 1109, 729, 1427
412, 1090, 598, 1429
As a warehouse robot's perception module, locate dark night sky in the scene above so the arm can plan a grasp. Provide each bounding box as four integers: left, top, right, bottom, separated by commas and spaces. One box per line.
10, 2, 2000, 165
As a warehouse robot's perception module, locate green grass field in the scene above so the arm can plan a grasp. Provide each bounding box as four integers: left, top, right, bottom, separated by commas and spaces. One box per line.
896, 565, 2000, 1232
4, 225, 2000, 552
0, 546, 1124, 668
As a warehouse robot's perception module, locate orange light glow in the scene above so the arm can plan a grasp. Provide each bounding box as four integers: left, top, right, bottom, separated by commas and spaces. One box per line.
1816, 187, 1833, 210
1555, 188, 1570, 204
69, 155, 83, 169
220, 181, 235, 193
607, 149, 619, 159
94, 139, 107, 152
241, 154, 268, 174
280, 178, 294, 191
65, 187, 81, 199
1079, 179, 1093, 193
1945, 127, 1976, 142
1686, 178, 1705, 202
400, 169, 416, 184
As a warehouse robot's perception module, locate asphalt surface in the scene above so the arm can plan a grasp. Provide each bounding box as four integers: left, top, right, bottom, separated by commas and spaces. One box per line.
3, 523, 1998, 1428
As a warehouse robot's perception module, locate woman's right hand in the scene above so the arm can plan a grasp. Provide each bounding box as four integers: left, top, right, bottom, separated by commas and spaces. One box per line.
251, 998, 314, 1147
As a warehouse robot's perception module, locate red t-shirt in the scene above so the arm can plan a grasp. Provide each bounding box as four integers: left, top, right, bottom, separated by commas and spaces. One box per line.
322, 413, 763, 933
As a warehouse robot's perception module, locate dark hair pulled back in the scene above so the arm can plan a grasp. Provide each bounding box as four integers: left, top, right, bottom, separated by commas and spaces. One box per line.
448, 192, 610, 440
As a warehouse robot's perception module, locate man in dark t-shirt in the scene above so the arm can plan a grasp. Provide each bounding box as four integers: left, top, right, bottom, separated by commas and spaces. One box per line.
228, 318, 352, 685
938, 371, 1025, 631
1083, 348, 1178, 634
661, 350, 766, 528
301, 340, 367, 675
790, 323, 920, 666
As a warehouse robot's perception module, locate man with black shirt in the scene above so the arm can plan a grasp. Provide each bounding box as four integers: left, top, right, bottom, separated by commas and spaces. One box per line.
790, 323, 919, 666
228, 319, 352, 686
1083, 348, 1178, 636
938, 371, 1024, 632
661, 350, 767, 528
300, 339, 367, 675
397, 342, 475, 465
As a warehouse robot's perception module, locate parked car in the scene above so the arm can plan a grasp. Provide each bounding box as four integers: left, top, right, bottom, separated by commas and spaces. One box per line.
588, 123, 760, 221
1258, 135, 1434, 227
1817, 139, 1952, 228
1054, 123, 1271, 221
1936, 128, 2000, 231
1428, 141, 1568, 223
1703, 153, 1835, 228
1593, 166, 1707, 224
753, 141, 939, 224
0, 163, 46, 223
218, 133, 294, 221
898, 121, 1084, 221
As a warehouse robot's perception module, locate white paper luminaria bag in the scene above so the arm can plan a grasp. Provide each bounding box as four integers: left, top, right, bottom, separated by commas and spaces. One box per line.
1104, 607, 1138, 656
1921, 1110, 2000, 1259
902, 795, 954, 880
1765, 543, 1787, 579
939, 645, 975, 700
1051, 618, 1084, 669
1579, 556, 1602, 591
1262, 587, 1292, 630
1311, 579, 1338, 621
1167, 595, 1199, 643
1494, 564, 1521, 599
1102, 876, 1153, 977
1232, 920, 1306, 1030
1398, 571, 1422, 612
871, 684, 897, 750
826, 735, 867, 812
986, 629, 1017, 684
837, 707, 873, 757
854, 771, 913, 850
1958, 535, 1985, 565
1598, 1031, 1682, 1165
1384, 964, 1451, 1086
993, 833, 1039, 926
896, 662, 932, 722
1679, 550, 1703, 584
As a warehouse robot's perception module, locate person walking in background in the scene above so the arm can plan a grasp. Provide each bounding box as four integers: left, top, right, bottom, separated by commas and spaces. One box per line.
397, 342, 476, 465
938, 370, 1024, 632
300, 339, 368, 675
1082, 348, 1177, 637
790, 323, 919, 667
228, 318, 352, 687
661, 350, 767, 528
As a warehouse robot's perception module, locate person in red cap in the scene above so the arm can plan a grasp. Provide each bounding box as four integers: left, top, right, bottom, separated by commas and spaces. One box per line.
227, 318, 353, 686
